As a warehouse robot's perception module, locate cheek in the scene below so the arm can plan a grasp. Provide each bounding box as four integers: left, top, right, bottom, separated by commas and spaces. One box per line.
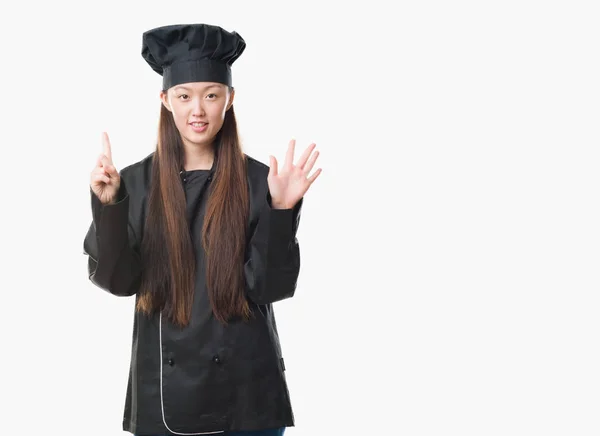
171, 110, 188, 130
208, 105, 227, 126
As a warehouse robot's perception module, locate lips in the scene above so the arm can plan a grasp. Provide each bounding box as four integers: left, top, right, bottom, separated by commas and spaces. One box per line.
189, 121, 208, 133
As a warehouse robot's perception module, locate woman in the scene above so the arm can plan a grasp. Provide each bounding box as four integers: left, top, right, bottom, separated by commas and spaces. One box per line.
83, 23, 321, 436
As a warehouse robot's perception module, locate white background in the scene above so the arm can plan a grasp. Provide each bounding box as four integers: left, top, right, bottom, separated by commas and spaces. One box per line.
1, 0, 599, 435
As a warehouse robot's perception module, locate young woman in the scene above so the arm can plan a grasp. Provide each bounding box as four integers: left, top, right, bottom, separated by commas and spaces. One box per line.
83, 23, 321, 436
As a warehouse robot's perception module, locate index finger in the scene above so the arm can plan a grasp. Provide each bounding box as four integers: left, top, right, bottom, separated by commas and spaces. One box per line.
102, 132, 113, 163
284, 139, 296, 170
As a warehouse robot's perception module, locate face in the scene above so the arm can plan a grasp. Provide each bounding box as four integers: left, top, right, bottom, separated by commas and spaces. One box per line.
160, 82, 234, 149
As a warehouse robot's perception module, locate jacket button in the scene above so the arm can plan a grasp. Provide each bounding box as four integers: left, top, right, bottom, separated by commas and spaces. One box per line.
168, 358, 174, 366
213, 355, 221, 364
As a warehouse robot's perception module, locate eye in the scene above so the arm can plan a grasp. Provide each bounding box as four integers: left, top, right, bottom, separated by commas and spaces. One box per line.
177, 94, 189, 100
206, 93, 218, 99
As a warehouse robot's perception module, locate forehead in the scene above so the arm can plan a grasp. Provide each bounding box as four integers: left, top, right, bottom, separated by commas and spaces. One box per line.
171, 82, 226, 92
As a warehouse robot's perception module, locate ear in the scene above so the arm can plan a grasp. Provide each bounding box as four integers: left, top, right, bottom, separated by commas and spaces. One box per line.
160, 90, 172, 112
226, 87, 235, 111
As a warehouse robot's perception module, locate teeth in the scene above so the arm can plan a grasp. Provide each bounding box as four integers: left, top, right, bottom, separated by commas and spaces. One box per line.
191, 122, 206, 127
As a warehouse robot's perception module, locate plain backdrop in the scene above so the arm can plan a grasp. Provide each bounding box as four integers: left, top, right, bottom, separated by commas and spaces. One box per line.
1, 1, 599, 435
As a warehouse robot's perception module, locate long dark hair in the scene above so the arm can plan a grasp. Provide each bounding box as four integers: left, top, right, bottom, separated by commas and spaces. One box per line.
136, 98, 251, 328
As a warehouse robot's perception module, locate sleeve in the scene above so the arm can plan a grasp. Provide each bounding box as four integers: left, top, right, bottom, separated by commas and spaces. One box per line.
83, 179, 142, 297
243, 190, 303, 305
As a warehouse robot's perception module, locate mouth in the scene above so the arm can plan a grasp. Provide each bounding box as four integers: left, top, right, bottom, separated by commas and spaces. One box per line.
189, 121, 208, 133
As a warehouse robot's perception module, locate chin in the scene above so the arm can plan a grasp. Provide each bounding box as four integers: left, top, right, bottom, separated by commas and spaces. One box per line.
184, 134, 215, 148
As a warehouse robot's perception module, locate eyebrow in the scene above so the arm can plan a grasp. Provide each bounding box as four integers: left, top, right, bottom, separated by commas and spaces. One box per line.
174, 84, 223, 92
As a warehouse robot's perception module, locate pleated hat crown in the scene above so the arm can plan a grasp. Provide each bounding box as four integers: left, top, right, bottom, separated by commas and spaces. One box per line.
141, 23, 246, 90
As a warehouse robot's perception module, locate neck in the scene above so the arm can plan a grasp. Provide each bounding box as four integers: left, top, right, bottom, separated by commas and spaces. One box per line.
182, 141, 215, 171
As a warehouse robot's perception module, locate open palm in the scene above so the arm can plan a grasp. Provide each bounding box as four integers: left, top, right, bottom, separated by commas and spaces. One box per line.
268, 139, 322, 209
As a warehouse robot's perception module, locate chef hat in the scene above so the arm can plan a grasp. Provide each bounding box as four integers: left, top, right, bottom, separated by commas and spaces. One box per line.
141, 23, 246, 90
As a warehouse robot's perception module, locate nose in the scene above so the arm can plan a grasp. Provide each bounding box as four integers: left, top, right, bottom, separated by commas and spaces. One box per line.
191, 96, 205, 117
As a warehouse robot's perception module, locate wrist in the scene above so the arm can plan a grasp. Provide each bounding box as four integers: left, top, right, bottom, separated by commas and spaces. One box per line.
272, 201, 295, 210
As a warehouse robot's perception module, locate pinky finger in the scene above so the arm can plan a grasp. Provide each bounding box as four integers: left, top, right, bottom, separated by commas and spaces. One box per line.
308, 168, 322, 184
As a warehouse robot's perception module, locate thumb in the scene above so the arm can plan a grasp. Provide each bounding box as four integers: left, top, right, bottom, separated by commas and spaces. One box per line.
269, 155, 278, 177
105, 163, 119, 179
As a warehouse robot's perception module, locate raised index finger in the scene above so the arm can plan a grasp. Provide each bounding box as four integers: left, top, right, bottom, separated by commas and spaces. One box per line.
102, 132, 113, 163
284, 139, 295, 170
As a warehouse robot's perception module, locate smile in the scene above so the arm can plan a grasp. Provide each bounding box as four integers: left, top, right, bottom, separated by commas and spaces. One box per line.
189, 122, 208, 132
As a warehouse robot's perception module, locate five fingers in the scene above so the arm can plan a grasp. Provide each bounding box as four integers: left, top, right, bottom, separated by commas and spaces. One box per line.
271, 139, 322, 183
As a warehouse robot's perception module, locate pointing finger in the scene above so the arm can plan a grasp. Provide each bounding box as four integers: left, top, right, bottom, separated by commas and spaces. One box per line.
100, 154, 111, 169
284, 139, 295, 170
102, 132, 113, 162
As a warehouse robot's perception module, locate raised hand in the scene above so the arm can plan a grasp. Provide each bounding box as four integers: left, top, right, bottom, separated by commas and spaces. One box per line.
90, 132, 121, 205
268, 139, 322, 209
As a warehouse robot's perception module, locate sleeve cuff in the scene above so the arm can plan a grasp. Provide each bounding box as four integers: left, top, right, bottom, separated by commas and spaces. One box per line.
265, 190, 303, 240
91, 181, 129, 239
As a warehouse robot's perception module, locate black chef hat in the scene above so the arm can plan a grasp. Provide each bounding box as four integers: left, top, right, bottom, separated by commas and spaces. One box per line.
141, 23, 246, 90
